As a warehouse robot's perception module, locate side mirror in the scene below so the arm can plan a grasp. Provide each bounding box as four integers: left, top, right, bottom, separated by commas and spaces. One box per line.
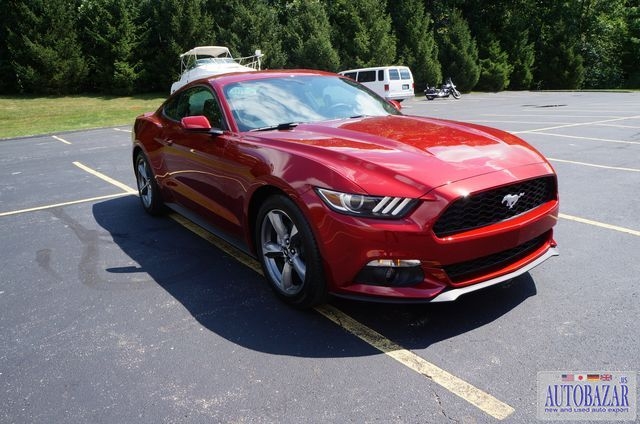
388, 100, 402, 111
181, 115, 223, 135
182, 115, 211, 129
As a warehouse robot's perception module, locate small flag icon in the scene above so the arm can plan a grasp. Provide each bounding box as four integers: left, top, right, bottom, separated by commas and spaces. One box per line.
587, 374, 600, 381
601, 374, 612, 381
562, 374, 574, 382
576, 374, 587, 381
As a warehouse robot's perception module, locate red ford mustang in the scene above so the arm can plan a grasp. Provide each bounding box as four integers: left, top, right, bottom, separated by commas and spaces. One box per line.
132, 70, 559, 308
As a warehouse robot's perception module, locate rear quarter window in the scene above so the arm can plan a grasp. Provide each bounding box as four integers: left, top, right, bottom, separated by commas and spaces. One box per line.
357, 70, 376, 83
163, 96, 180, 121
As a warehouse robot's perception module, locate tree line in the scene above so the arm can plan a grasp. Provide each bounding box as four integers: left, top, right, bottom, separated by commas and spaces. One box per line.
1, 0, 638, 95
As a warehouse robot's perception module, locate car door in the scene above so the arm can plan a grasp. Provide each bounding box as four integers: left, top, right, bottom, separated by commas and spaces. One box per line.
159, 86, 246, 241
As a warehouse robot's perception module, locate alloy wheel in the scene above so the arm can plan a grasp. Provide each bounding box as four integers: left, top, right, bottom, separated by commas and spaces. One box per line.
260, 209, 307, 295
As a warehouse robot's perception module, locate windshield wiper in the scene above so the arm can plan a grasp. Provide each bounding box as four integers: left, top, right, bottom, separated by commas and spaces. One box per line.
251, 122, 299, 132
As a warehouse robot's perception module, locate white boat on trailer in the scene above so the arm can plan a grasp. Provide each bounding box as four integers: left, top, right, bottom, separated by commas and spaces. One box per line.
170, 46, 263, 93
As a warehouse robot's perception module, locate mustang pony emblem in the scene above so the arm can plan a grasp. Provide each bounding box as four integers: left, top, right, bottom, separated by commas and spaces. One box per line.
502, 192, 525, 209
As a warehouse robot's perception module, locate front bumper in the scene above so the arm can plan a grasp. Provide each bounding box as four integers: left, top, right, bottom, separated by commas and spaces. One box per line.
429, 245, 558, 302
301, 163, 559, 302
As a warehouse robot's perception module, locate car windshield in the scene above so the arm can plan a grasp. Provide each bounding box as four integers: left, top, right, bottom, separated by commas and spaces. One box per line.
222, 75, 401, 131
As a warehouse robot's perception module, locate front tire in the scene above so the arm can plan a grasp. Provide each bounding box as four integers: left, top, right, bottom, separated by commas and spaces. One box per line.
134, 152, 163, 215
452, 89, 461, 99
256, 195, 327, 308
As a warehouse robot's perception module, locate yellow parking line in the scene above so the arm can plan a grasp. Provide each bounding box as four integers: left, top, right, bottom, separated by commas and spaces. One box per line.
316, 304, 515, 420
0, 161, 136, 217
68, 165, 640, 419
52, 135, 71, 145
0, 193, 129, 217
169, 210, 515, 420
513, 115, 640, 133
66, 164, 640, 418
484, 114, 625, 119
167, 212, 263, 274
517, 132, 640, 145
549, 158, 640, 173
73, 161, 137, 194
6, 147, 635, 419
560, 213, 640, 237
474, 120, 575, 125
595, 123, 640, 129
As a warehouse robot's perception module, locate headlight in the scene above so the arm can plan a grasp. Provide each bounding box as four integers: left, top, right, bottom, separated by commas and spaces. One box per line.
315, 188, 417, 218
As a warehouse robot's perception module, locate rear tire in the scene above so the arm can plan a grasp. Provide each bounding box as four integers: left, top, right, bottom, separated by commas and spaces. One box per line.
134, 152, 164, 215
256, 195, 328, 308
426, 95, 435, 100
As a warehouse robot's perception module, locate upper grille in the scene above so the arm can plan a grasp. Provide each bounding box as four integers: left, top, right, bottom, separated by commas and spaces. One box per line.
433, 176, 556, 237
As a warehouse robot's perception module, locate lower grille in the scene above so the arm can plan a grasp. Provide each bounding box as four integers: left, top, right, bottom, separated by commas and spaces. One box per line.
443, 233, 548, 283
433, 176, 556, 237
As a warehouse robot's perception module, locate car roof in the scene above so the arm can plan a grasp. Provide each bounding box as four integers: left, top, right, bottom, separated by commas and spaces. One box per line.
204, 69, 339, 86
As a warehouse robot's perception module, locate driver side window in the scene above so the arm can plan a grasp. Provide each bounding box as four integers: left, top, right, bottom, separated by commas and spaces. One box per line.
164, 86, 227, 130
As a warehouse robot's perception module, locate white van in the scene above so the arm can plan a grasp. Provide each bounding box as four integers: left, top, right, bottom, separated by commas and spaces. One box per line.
339, 66, 415, 101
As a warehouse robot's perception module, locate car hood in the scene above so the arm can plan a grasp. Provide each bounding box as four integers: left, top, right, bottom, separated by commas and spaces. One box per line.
252, 115, 548, 197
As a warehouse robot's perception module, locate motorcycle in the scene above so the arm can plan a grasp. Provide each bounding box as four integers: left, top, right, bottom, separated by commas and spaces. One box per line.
424, 77, 461, 100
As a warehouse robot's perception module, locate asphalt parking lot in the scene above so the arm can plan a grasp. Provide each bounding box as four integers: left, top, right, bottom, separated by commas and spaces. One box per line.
1, 91, 638, 423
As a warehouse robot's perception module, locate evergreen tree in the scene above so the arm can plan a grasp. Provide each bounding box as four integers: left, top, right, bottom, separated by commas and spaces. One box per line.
476, 39, 512, 91
536, 41, 585, 89
214, 0, 287, 69
435, 8, 479, 92
504, 30, 535, 90
279, 0, 340, 71
0, 0, 19, 93
621, 2, 640, 87
576, 0, 626, 88
535, 19, 585, 89
79, 0, 142, 94
137, 0, 215, 93
498, 2, 536, 90
529, 2, 584, 89
5, 0, 88, 94
327, 0, 396, 70
389, 0, 441, 91
2, 0, 639, 94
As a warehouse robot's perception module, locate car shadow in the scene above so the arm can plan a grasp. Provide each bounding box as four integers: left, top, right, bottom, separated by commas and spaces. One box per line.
331, 273, 536, 350
93, 195, 537, 358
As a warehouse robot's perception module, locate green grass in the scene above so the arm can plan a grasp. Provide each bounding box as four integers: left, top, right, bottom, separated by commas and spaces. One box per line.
0, 94, 167, 139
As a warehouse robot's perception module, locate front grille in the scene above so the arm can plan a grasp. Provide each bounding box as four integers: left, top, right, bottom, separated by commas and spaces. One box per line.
443, 233, 548, 283
433, 176, 556, 237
